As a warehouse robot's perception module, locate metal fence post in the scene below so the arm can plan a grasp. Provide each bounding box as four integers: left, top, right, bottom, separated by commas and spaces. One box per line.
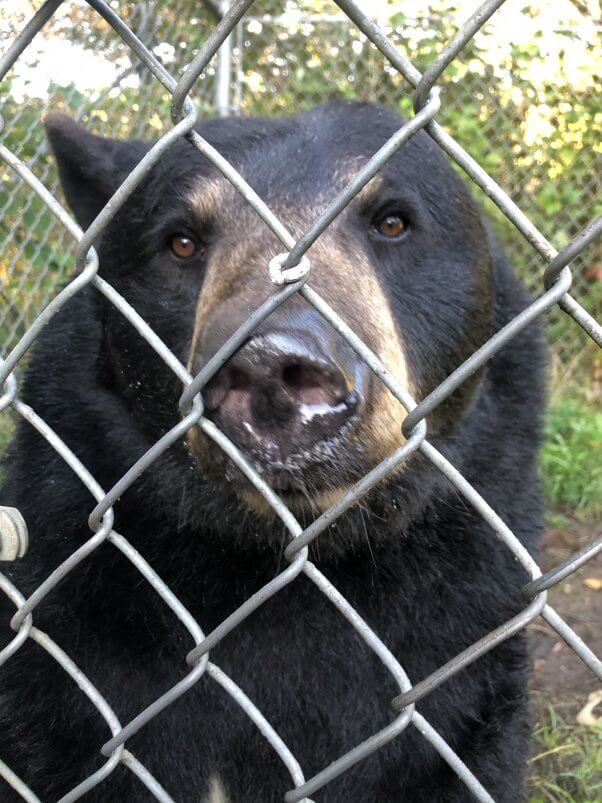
215, 0, 233, 116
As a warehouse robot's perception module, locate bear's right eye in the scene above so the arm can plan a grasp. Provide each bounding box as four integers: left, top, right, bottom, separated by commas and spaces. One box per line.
169, 234, 197, 260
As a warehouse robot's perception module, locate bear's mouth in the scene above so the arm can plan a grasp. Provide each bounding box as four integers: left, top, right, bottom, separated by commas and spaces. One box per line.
224, 414, 355, 472
228, 426, 353, 485
187, 417, 360, 515
238, 478, 349, 517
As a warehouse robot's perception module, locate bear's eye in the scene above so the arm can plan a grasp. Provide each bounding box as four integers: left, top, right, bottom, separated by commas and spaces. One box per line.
169, 235, 197, 260
374, 213, 407, 239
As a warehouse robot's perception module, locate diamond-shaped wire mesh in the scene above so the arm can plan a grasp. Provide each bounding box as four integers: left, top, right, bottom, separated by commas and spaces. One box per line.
0, 1, 600, 801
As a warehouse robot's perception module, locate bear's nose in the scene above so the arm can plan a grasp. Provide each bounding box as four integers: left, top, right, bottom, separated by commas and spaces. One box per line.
201, 319, 369, 459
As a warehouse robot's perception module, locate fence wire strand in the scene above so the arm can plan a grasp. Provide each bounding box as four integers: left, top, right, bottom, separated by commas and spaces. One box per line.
0, 1, 600, 801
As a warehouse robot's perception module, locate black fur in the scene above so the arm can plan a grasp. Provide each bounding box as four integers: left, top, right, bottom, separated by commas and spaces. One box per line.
0, 102, 545, 802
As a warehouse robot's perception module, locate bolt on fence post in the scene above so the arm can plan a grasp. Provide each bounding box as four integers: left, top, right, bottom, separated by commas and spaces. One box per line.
0, 507, 28, 561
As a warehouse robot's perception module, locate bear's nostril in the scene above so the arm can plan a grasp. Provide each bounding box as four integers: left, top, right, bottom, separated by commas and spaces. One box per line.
204, 368, 250, 413
281, 363, 341, 407
282, 363, 314, 391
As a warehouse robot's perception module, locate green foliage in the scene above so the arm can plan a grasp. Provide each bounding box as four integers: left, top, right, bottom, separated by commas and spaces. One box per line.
0, 80, 78, 348
540, 395, 602, 517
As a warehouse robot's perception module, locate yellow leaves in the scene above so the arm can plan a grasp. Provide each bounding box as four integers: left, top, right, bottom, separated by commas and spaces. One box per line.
576, 690, 602, 727
243, 72, 264, 94
148, 114, 163, 133
582, 577, 602, 591
522, 105, 555, 147
0, 259, 10, 290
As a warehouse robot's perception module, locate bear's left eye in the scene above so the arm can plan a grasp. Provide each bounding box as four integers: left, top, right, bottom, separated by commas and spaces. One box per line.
373, 213, 407, 239
169, 234, 197, 260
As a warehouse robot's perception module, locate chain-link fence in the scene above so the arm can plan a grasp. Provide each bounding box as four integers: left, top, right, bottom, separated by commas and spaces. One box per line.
0, 1, 600, 371
0, 0, 601, 801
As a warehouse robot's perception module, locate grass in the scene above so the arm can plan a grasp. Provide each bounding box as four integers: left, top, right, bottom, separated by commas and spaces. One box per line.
528, 705, 602, 803
0, 409, 15, 453
0, 410, 16, 486
540, 392, 601, 520
530, 384, 601, 801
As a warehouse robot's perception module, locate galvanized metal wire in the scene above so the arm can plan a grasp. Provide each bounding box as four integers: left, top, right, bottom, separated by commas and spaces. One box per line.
0, 1, 600, 801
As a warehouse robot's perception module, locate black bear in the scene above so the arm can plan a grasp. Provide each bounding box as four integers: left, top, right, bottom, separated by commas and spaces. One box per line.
0, 102, 544, 802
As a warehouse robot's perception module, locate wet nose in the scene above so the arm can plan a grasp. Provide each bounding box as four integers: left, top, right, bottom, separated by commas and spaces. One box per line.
201, 320, 368, 458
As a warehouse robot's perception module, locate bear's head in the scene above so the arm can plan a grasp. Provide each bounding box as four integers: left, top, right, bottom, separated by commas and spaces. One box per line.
44, 103, 493, 542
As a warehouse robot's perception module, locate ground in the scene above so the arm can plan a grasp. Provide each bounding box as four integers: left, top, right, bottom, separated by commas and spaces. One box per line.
527, 515, 601, 803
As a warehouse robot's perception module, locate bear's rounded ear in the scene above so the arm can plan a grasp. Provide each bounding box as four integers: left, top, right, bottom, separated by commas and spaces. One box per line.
44, 112, 150, 230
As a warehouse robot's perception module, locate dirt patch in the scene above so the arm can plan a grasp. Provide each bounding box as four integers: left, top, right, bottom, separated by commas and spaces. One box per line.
528, 516, 601, 717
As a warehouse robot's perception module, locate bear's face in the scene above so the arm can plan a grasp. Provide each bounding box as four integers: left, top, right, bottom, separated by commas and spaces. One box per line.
45, 103, 492, 519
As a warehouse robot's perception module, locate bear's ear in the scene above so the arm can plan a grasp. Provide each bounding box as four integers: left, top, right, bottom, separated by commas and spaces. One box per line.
44, 113, 149, 230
